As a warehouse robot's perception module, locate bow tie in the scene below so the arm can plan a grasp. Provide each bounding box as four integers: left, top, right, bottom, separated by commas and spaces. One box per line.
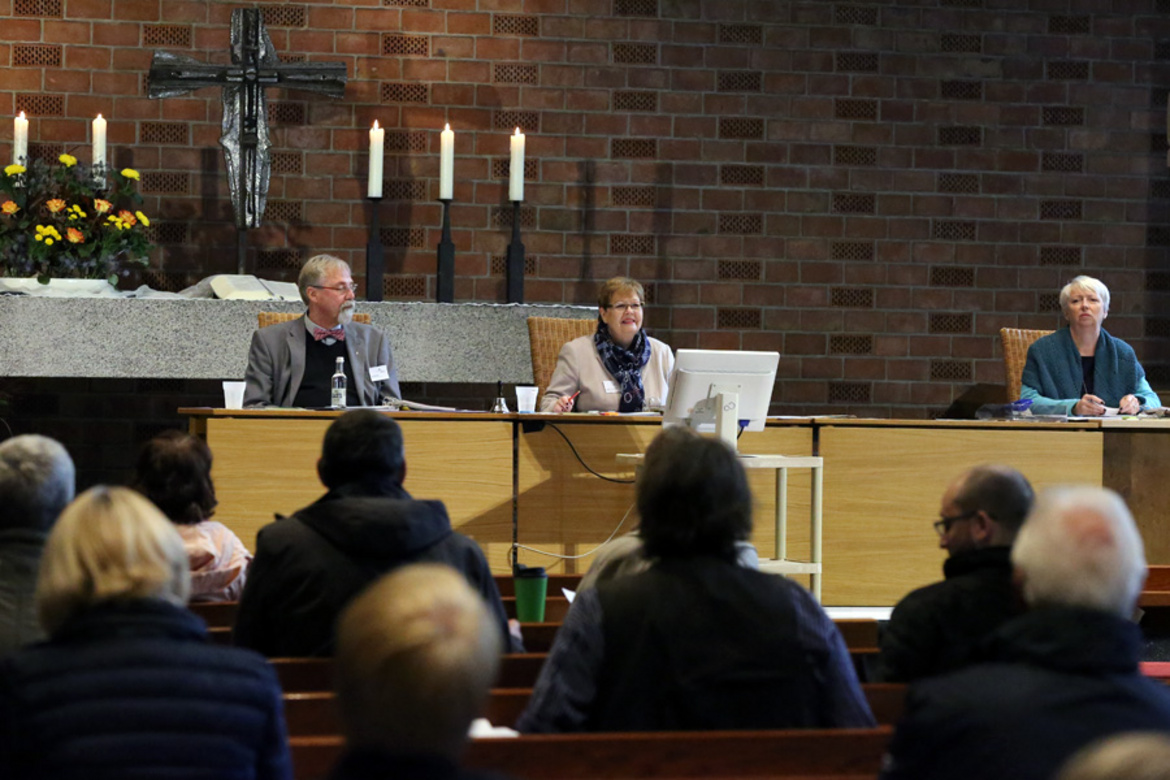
313, 326, 345, 342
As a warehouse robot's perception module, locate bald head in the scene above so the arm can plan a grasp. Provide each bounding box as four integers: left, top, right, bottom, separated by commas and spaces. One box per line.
1012, 486, 1145, 618
937, 465, 1033, 556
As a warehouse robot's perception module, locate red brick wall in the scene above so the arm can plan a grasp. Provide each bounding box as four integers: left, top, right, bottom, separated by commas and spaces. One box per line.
4, 0, 1170, 417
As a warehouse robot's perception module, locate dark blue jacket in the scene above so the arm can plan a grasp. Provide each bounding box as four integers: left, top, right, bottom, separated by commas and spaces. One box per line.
0, 598, 291, 780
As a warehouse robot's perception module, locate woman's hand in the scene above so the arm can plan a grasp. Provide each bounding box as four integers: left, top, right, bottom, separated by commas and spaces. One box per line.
1119, 395, 1141, 415
1074, 394, 1106, 416
553, 394, 576, 413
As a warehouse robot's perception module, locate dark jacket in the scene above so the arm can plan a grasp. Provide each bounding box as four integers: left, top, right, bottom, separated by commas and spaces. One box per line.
0, 528, 48, 657
233, 483, 512, 657
0, 599, 291, 780
880, 607, 1170, 780
877, 546, 1021, 682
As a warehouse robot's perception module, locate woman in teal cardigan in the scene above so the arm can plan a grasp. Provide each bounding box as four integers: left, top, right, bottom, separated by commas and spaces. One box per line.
1021, 275, 1161, 415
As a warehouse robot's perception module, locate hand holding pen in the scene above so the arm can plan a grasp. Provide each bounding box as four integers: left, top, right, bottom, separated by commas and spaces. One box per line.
554, 391, 580, 413
1074, 394, 1107, 416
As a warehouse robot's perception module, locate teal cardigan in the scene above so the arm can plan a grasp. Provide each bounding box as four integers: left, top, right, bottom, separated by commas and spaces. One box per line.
1019, 327, 1161, 414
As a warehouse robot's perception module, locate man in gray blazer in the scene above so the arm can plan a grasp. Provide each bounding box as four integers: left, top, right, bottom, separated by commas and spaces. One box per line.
243, 254, 401, 408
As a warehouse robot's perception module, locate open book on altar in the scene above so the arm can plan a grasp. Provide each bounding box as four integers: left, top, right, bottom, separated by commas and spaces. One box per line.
209, 275, 301, 301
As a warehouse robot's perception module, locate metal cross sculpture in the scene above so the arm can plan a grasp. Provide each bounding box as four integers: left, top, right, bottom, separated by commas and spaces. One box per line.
148, 8, 346, 270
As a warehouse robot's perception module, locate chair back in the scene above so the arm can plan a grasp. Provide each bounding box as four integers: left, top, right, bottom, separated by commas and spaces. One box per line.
527, 317, 597, 397
1000, 328, 1053, 400
258, 311, 370, 329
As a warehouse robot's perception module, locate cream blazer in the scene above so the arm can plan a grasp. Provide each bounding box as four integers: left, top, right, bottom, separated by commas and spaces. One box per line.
540, 335, 675, 412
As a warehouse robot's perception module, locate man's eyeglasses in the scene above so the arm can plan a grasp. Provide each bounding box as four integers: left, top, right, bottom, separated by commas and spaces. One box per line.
606, 302, 643, 313
310, 283, 358, 294
933, 510, 977, 537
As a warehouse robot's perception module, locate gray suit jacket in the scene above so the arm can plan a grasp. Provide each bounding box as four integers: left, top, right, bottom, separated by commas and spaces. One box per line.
243, 317, 401, 407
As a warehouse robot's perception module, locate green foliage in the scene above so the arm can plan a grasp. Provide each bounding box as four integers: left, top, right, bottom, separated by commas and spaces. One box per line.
0, 156, 154, 284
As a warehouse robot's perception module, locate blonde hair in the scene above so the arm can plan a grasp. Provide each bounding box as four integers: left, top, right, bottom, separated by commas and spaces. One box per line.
335, 564, 503, 756
37, 486, 191, 636
1059, 733, 1170, 780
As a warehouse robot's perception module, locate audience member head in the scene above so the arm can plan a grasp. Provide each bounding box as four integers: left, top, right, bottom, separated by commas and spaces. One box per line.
298, 253, 356, 327
317, 410, 406, 493
1059, 274, 1111, 317
1012, 485, 1145, 619
1058, 732, 1170, 780
37, 486, 191, 636
131, 430, 217, 525
936, 464, 1034, 555
637, 427, 752, 563
0, 434, 75, 532
334, 563, 502, 758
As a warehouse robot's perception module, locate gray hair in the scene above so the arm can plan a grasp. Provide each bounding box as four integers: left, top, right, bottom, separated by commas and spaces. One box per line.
1012, 486, 1145, 618
297, 254, 350, 305
0, 435, 75, 532
1059, 275, 1110, 316
1059, 733, 1170, 780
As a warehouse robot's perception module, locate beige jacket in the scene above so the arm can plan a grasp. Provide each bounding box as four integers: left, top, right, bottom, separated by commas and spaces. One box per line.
540, 334, 674, 412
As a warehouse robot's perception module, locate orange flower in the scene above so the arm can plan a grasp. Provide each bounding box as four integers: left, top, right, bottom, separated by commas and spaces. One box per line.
66, 227, 85, 243
1, 201, 17, 215
117, 210, 137, 226
93, 199, 112, 214
46, 199, 66, 213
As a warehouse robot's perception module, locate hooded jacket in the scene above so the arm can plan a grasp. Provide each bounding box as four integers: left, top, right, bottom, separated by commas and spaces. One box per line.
233, 483, 510, 657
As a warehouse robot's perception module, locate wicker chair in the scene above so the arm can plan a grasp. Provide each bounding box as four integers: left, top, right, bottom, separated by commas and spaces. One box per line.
1000, 328, 1053, 401
527, 316, 597, 398
258, 311, 370, 329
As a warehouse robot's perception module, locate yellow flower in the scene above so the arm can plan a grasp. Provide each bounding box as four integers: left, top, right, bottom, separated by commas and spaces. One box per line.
67, 204, 86, 220
66, 227, 84, 243
1, 201, 18, 215
4, 164, 25, 176
58, 154, 77, 167
135, 211, 150, 227
120, 168, 140, 181
93, 199, 112, 214
45, 199, 66, 214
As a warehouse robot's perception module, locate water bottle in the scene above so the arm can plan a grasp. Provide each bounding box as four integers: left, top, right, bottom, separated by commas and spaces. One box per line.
331, 357, 347, 409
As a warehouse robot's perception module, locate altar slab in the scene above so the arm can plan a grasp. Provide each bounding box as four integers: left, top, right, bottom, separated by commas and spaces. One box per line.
0, 297, 592, 381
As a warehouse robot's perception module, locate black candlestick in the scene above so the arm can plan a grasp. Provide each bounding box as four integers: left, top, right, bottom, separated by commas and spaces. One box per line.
436, 198, 454, 303
505, 200, 525, 304
366, 196, 384, 302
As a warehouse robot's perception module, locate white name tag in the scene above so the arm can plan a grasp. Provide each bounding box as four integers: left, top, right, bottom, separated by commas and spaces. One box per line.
603, 380, 618, 394
369, 365, 390, 382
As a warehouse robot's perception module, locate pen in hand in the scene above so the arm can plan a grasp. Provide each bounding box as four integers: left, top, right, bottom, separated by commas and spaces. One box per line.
558, 391, 580, 413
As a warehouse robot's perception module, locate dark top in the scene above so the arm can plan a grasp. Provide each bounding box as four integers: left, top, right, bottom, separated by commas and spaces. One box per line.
1081, 355, 1095, 396
876, 546, 1021, 682
233, 483, 515, 657
880, 607, 1170, 780
293, 332, 358, 408
327, 748, 511, 780
0, 599, 291, 780
0, 528, 48, 656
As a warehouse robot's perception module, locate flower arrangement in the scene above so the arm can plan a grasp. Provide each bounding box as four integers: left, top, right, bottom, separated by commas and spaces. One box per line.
0, 155, 154, 284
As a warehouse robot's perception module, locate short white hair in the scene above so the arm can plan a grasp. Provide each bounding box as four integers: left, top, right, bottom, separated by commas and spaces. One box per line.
297, 254, 350, 305
1012, 486, 1145, 618
0, 435, 75, 531
1059, 275, 1110, 315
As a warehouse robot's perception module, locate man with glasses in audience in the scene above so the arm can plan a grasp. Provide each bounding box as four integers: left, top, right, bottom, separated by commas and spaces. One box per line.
243, 254, 400, 408
876, 464, 1033, 682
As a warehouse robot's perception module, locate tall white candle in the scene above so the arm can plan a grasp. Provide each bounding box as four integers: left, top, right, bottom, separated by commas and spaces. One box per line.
509, 127, 525, 202
13, 112, 28, 164
368, 120, 384, 198
92, 114, 107, 169
439, 124, 454, 200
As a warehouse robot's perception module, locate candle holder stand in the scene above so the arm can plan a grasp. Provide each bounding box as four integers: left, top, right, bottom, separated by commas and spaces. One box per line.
436, 198, 455, 303
505, 199, 525, 304
366, 196, 384, 302
91, 161, 108, 191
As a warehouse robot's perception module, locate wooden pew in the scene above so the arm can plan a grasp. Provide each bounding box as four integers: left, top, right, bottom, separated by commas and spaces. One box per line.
282, 684, 908, 738
290, 726, 894, 780
502, 596, 572, 622
188, 600, 238, 628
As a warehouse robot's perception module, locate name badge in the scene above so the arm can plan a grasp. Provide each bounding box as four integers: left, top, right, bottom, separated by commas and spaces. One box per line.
603, 380, 618, 394
369, 365, 390, 382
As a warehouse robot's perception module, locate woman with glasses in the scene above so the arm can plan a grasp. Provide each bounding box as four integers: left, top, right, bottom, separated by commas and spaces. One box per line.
541, 277, 674, 412
1021, 275, 1160, 416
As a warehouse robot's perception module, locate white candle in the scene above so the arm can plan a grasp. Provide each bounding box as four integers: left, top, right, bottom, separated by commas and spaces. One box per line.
368, 120, 384, 198
509, 127, 525, 202
92, 114, 106, 169
13, 112, 28, 164
439, 124, 454, 200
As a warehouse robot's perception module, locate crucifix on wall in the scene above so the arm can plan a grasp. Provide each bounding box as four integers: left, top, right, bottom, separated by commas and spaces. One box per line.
147, 8, 347, 273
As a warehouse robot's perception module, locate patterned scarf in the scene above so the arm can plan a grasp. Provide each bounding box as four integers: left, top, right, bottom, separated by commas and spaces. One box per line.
594, 322, 651, 412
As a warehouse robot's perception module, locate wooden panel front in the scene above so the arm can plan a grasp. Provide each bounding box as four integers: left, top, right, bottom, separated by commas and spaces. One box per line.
818, 424, 1104, 606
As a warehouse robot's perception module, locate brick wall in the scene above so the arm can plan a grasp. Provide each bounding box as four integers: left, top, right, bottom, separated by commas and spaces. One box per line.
3, 0, 1170, 420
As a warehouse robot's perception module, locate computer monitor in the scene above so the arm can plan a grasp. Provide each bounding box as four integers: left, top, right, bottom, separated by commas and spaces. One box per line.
662, 349, 780, 445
